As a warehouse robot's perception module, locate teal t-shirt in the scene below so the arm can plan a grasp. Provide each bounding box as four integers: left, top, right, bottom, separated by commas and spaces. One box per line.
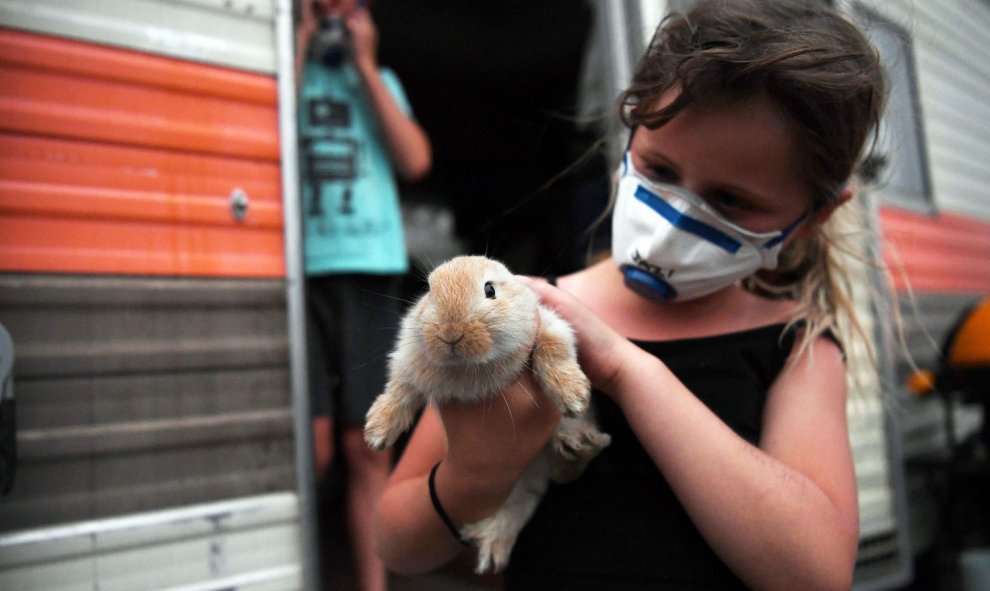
299, 60, 410, 275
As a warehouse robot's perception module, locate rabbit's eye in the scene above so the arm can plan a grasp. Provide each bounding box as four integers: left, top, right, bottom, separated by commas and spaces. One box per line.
484, 281, 496, 299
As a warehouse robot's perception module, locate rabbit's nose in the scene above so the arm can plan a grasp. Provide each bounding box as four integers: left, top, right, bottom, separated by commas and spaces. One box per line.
437, 326, 464, 347
437, 331, 464, 346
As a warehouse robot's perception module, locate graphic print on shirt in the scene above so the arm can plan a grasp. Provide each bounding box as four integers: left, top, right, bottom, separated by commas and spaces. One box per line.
299, 64, 408, 275
304, 97, 360, 223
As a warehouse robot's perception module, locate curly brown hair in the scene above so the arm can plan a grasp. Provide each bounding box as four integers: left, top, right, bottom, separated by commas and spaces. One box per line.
618, 0, 888, 358
621, 0, 885, 206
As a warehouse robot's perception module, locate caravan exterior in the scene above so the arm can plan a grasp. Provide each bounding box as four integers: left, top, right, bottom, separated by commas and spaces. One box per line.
1, 1, 988, 590
860, 1, 990, 588
0, 0, 317, 589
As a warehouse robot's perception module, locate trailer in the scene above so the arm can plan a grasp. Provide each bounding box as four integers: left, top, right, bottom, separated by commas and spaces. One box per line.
854, 1, 990, 588
0, 1, 318, 589
2, 1, 988, 590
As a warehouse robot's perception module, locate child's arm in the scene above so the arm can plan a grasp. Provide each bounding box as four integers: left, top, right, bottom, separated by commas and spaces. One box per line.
373, 374, 559, 574
620, 338, 856, 591
523, 278, 858, 591
346, 9, 432, 182
294, 3, 318, 90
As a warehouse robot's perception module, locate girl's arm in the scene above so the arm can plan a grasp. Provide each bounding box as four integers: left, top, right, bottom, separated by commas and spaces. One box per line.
619, 337, 857, 591
373, 372, 560, 574
346, 9, 432, 182
523, 278, 858, 591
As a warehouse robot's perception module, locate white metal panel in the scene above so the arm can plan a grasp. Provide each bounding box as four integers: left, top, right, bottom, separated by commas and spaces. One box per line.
849, 395, 896, 537
637, 0, 670, 45
0, 493, 302, 591
0, 0, 276, 73
273, 0, 321, 587
830, 194, 912, 588
864, 0, 990, 222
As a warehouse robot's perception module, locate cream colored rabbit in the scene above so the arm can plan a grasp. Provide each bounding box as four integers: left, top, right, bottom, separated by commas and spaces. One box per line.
364, 255, 610, 573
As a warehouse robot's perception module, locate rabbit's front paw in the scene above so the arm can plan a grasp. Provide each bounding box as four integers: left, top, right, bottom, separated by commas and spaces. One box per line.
363, 396, 402, 450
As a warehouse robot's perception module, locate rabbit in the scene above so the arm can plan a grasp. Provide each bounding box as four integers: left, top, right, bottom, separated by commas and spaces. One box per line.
364, 255, 611, 573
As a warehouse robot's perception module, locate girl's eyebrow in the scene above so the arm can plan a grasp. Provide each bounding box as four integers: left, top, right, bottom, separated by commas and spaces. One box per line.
638, 148, 680, 174
709, 180, 774, 209
642, 147, 774, 208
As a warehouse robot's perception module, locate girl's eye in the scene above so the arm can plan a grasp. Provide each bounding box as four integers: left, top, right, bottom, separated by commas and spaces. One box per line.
708, 190, 751, 215
484, 281, 496, 299
646, 165, 678, 184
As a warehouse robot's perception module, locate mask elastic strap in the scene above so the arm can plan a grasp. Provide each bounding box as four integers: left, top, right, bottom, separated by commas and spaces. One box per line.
620, 128, 637, 175
763, 209, 811, 250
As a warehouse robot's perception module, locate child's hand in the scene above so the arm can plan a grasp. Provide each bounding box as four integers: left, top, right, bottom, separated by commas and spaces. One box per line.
295, 0, 320, 70
433, 371, 560, 522
298, 1, 320, 47
345, 7, 378, 72
518, 276, 642, 400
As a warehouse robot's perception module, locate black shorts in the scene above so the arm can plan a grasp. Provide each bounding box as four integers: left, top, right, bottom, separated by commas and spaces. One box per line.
307, 273, 403, 426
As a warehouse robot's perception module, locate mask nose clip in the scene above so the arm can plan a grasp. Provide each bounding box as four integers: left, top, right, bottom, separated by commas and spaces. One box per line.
621, 265, 677, 302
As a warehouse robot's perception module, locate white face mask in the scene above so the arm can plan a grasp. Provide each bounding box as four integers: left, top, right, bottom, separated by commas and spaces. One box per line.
611, 152, 805, 302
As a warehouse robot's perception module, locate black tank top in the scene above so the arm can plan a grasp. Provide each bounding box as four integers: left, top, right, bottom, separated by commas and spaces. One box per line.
503, 323, 803, 590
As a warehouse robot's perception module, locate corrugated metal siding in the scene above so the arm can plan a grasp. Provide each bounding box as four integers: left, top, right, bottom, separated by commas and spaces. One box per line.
0, 28, 284, 278
0, 274, 294, 532
864, 0, 990, 221
863, 0, 990, 454
0, 493, 301, 591
859, 7, 990, 585
833, 202, 912, 589
0, 0, 276, 74
0, 0, 307, 586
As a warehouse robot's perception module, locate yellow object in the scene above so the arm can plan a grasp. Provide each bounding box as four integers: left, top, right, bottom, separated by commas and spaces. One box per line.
948, 299, 990, 367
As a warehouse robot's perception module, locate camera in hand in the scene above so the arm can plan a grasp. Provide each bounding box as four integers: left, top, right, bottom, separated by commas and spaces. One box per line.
311, 16, 348, 67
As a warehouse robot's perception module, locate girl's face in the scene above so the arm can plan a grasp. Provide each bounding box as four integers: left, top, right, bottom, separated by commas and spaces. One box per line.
629, 91, 814, 236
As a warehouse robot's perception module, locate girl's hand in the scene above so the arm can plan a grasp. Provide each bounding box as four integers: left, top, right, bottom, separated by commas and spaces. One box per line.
433, 371, 560, 523
373, 371, 559, 574
517, 276, 641, 401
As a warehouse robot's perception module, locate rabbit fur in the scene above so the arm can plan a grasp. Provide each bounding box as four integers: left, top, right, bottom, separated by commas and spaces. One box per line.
364, 255, 610, 573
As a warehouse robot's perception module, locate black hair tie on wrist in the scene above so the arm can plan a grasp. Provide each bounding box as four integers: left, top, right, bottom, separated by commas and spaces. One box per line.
429, 462, 471, 547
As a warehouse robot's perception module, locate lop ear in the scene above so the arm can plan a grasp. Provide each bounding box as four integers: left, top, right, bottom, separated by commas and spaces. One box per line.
794, 186, 853, 240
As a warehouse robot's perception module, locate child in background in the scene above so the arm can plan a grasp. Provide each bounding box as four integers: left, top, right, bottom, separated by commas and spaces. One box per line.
373, 0, 885, 589
295, 1, 430, 590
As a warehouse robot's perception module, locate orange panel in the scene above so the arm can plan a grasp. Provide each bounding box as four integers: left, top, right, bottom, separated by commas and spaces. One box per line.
879, 206, 990, 295
0, 28, 274, 104
0, 63, 277, 160
0, 29, 285, 277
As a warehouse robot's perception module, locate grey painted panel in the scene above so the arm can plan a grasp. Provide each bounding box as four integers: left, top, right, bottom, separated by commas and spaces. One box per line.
0, 274, 295, 533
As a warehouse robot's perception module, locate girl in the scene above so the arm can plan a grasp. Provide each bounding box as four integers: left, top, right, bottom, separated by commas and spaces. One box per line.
373, 1, 886, 589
